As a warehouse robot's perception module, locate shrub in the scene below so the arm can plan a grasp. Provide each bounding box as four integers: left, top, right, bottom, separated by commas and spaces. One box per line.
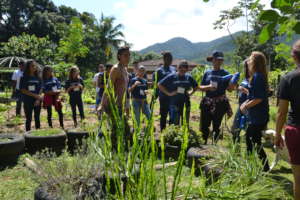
162, 125, 202, 147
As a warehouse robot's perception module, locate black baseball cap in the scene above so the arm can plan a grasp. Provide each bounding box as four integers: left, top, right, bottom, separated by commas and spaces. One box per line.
207, 50, 224, 62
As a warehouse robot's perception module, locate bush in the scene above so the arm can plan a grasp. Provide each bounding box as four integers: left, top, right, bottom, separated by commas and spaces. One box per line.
162, 125, 202, 147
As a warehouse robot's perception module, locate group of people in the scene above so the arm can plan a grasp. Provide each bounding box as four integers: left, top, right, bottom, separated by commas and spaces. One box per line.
12, 61, 85, 131
10, 40, 300, 199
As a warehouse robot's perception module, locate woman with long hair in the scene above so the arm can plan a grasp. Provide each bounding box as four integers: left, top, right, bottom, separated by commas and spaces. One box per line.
275, 40, 300, 199
20, 60, 42, 131
65, 66, 85, 127
42, 66, 64, 129
240, 51, 270, 172
231, 59, 250, 143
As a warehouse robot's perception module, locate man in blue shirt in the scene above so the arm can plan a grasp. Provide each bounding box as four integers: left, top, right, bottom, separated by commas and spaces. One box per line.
158, 60, 198, 126
153, 52, 176, 131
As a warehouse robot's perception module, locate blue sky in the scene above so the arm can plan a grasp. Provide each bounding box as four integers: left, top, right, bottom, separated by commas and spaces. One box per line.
52, 0, 270, 50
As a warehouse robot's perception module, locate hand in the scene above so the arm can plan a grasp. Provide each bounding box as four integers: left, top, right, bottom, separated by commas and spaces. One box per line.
240, 87, 249, 95
34, 99, 41, 106
274, 133, 284, 149
168, 91, 177, 96
240, 102, 248, 114
97, 106, 103, 115
35, 94, 43, 101
134, 81, 141, 86
208, 84, 217, 91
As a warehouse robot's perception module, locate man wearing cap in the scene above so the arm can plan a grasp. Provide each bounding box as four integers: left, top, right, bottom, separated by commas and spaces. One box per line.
198, 50, 236, 144
152, 52, 176, 131
158, 60, 198, 126
128, 65, 151, 126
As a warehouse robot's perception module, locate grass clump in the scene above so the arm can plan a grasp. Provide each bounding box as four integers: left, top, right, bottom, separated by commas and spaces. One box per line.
30, 128, 64, 137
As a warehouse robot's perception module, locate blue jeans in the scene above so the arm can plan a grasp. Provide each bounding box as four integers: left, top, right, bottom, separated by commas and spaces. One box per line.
96, 91, 102, 107
132, 99, 151, 125
169, 100, 191, 126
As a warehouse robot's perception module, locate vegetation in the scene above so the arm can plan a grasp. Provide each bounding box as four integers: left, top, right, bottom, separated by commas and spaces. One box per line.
0, 0, 125, 74
30, 128, 64, 137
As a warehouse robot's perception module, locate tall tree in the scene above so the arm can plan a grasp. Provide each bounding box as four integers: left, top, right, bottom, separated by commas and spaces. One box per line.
97, 14, 125, 62
57, 17, 89, 64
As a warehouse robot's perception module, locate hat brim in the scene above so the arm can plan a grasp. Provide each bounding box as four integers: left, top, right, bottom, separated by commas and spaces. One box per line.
215, 57, 224, 60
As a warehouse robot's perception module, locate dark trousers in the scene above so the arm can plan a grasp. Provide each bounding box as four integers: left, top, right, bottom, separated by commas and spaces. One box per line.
24, 102, 41, 131
159, 96, 171, 131
46, 106, 64, 128
246, 124, 270, 171
70, 97, 85, 125
15, 90, 22, 116
200, 101, 227, 144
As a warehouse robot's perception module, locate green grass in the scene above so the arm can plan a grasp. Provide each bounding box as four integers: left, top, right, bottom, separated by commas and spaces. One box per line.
30, 128, 64, 137
0, 138, 12, 142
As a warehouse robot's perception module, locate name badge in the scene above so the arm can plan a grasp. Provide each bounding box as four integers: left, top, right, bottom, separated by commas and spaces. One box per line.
74, 87, 80, 91
211, 81, 218, 88
177, 87, 185, 94
140, 90, 145, 96
28, 85, 35, 91
52, 86, 57, 91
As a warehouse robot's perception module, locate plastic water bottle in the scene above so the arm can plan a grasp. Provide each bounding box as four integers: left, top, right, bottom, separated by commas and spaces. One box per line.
239, 115, 246, 129
231, 72, 240, 84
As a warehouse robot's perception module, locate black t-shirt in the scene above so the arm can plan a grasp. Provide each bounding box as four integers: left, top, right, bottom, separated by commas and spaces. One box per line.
129, 77, 148, 99
65, 78, 84, 99
20, 75, 42, 102
278, 69, 300, 126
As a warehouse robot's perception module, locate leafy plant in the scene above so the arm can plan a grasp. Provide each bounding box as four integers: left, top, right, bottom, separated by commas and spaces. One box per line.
161, 125, 203, 147
0, 34, 55, 65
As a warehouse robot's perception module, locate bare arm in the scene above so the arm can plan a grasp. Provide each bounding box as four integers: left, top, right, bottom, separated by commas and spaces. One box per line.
12, 80, 16, 91
128, 82, 138, 93
275, 99, 289, 147
198, 84, 214, 92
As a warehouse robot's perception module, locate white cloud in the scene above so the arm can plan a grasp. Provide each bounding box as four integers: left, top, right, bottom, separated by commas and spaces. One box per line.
113, 0, 271, 50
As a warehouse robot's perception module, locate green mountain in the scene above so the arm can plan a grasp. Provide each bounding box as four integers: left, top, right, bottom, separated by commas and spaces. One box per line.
139, 32, 244, 63
139, 31, 300, 64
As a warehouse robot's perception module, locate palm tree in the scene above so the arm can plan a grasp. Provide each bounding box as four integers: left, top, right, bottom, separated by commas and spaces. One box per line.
97, 14, 125, 61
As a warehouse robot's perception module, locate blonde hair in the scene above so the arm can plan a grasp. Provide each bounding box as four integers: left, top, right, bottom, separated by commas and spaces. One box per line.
249, 51, 268, 87
68, 66, 80, 80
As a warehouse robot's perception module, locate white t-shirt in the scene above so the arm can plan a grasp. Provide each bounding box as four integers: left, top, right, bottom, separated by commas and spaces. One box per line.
93, 72, 101, 92
11, 69, 23, 90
